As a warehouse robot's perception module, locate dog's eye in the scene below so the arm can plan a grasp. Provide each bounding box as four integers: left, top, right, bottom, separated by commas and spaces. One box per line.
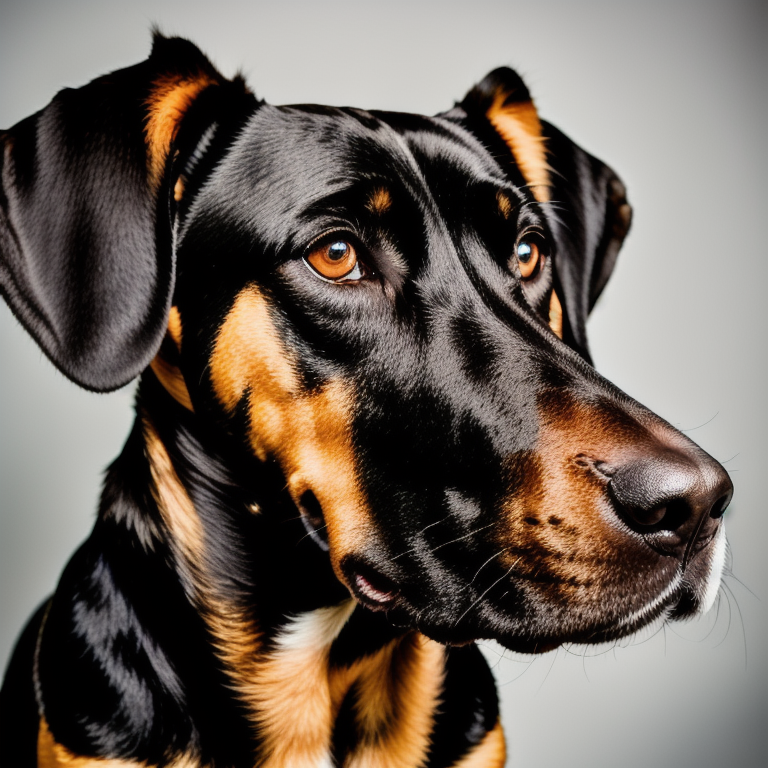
305, 239, 364, 282
516, 239, 542, 280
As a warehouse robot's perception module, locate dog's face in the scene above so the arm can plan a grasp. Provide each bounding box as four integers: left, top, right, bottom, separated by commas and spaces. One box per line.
0, 37, 732, 654
171, 101, 731, 652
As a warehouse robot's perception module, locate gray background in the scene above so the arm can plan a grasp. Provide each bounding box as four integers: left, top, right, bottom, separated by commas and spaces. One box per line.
1, 1, 765, 766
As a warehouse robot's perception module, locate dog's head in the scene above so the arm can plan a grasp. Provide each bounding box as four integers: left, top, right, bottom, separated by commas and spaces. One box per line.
0, 36, 732, 652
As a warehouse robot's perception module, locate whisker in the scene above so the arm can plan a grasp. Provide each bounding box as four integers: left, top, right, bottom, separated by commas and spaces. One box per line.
391, 514, 453, 560
534, 647, 560, 696
452, 557, 521, 629
678, 412, 719, 432
428, 522, 497, 555
723, 569, 758, 600
296, 522, 327, 546
581, 643, 590, 682
720, 580, 748, 667
469, 546, 512, 586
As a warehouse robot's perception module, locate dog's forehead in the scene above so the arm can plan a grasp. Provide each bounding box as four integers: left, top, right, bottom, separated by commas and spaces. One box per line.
365, 109, 511, 185
267, 103, 506, 180
195, 103, 512, 229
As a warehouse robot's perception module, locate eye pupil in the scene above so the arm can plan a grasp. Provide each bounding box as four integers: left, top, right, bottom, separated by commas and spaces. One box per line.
305, 236, 364, 282
328, 241, 349, 261
515, 238, 544, 281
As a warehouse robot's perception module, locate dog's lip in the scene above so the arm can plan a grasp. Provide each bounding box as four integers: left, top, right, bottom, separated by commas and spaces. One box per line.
353, 573, 399, 606
342, 558, 401, 610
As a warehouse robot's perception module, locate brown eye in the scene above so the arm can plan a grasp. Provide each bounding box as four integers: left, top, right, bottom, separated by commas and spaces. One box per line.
516, 240, 542, 280
305, 239, 362, 281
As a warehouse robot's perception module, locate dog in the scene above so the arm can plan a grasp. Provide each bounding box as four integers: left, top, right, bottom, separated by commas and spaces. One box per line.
0, 34, 733, 768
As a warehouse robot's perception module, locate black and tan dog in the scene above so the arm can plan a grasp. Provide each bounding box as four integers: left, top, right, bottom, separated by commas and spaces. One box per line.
0, 35, 733, 768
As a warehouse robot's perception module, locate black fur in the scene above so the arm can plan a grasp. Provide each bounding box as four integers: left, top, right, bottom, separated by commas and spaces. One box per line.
0, 36, 732, 767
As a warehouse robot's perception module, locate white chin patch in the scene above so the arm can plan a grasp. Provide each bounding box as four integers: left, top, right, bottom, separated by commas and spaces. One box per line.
700, 525, 727, 613
275, 599, 355, 651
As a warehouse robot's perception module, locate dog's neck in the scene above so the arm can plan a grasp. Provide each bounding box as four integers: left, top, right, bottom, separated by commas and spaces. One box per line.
84, 372, 446, 765
130, 371, 352, 620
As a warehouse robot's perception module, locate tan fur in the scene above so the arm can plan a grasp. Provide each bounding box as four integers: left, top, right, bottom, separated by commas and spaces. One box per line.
209, 287, 372, 574
166, 306, 184, 352
143, 418, 264, 745
346, 633, 445, 768
150, 308, 194, 411
252, 602, 356, 767
367, 187, 392, 215
174, 176, 186, 202
496, 190, 513, 219
487, 91, 550, 203
145, 73, 216, 188
548, 290, 563, 338
150, 355, 194, 411
144, 418, 204, 553
254, 624, 446, 767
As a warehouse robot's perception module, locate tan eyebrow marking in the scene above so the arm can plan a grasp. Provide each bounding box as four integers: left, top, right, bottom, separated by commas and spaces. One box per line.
496, 190, 514, 219
367, 187, 392, 215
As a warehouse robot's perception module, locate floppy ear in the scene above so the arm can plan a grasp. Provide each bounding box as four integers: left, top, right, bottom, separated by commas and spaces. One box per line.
453, 67, 632, 361
0, 34, 253, 391
539, 118, 632, 360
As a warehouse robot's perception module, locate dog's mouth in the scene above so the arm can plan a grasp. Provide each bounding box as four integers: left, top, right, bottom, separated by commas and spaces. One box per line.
297, 492, 402, 609
344, 560, 401, 610
342, 530, 726, 652
292, 450, 728, 651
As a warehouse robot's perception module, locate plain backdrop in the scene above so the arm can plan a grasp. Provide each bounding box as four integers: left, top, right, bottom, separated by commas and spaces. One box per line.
1, 1, 766, 766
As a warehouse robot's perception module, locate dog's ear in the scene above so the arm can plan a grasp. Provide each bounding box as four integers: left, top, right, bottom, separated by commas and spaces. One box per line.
538, 119, 632, 360
0, 34, 253, 391
452, 68, 632, 361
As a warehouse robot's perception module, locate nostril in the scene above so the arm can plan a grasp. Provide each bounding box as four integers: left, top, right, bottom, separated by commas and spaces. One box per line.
623, 504, 666, 528
607, 453, 710, 545
618, 498, 689, 531
709, 493, 731, 520
607, 447, 733, 558
608, 456, 698, 534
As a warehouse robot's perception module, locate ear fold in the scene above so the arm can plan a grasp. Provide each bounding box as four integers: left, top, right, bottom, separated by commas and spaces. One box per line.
0, 34, 252, 391
539, 119, 632, 359
454, 67, 632, 361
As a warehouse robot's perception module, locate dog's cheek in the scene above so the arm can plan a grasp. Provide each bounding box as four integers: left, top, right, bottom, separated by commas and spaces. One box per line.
498, 452, 616, 600
208, 287, 373, 572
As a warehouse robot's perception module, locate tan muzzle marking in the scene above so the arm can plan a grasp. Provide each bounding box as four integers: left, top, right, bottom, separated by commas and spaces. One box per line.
210, 286, 372, 572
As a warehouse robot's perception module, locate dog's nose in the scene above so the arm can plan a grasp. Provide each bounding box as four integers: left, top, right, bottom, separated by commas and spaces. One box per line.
607, 449, 733, 559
